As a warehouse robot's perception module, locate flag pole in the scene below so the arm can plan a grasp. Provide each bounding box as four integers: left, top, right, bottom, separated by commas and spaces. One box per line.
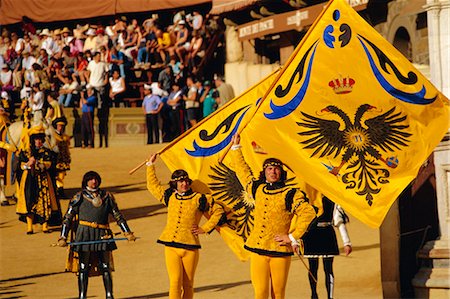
218, 0, 336, 163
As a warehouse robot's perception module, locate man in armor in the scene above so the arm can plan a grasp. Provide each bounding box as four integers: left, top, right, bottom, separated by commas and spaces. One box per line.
57, 171, 136, 299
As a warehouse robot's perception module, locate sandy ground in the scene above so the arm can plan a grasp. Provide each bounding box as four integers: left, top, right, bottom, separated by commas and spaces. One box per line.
0, 144, 383, 299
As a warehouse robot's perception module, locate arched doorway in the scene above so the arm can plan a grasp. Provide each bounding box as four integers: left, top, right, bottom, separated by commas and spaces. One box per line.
393, 27, 412, 61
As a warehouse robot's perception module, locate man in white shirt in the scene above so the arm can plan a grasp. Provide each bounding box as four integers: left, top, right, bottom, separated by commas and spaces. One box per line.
86, 52, 109, 108
40, 29, 58, 56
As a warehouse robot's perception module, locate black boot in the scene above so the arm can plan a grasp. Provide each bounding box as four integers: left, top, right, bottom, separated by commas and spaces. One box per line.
78, 272, 89, 299
102, 270, 114, 299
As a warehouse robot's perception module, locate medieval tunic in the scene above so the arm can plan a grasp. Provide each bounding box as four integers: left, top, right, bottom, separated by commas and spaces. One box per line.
54, 130, 71, 173
231, 147, 317, 256
61, 189, 131, 252
16, 146, 60, 224
302, 196, 351, 257
146, 165, 225, 249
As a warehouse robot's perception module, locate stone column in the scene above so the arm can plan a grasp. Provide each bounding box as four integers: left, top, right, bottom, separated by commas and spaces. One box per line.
425, 0, 450, 239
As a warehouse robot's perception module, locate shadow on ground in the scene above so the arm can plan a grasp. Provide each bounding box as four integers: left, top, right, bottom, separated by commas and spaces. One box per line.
124, 280, 252, 298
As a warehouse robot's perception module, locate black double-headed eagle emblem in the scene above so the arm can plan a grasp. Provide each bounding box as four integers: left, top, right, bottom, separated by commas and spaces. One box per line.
297, 104, 412, 205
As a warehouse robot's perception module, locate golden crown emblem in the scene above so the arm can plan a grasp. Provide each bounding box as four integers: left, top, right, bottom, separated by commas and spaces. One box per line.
328, 76, 355, 94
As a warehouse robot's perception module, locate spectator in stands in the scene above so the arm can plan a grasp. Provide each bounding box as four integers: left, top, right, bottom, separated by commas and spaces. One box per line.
110, 46, 128, 78
183, 76, 199, 128
169, 20, 189, 62
11, 32, 25, 56
83, 28, 97, 53
137, 26, 158, 68
98, 87, 111, 148
59, 76, 79, 107
122, 25, 139, 64
142, 84, 163, 144
214, 74, 235, 107
61, 46, 76, 73
199, 81, 219, 118
40, 29, 58, 56
190, 10, 204, 31
61, 27, 73, 46
73, 52, 88, 85
31, 63, 51, 90
23, 33, 33, 54
99, 45, 111, 64
166, 82, 184, 141
37, 48, 50, 68
186, 30, 204, 72
30, 83, 45, 125
45, 91, 64, 123
109, 69, 126, 108
158, 65, 173, 93
156, 27, 172, 64
20, 79, 32, 111
70, 28, 85, 56
52, 29, 63, 58
20, 50, 35, 84
86, 51, 109, 109
80, 85, 96, 148
0, 64, 13, 92
94, 29, 109, 53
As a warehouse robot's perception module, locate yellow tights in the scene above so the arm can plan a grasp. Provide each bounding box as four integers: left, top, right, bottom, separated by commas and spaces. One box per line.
164, 246, 199, 299
250, 252, 291, 299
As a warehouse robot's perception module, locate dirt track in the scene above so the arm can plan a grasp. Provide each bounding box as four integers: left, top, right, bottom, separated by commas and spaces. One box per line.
0, 144, 382, 299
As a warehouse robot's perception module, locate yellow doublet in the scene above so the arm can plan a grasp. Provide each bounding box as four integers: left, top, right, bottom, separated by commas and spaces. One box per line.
147, 165, 223, 249
231, 148, 316, 256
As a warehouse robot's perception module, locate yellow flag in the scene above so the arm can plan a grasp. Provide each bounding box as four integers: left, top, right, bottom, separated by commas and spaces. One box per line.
159, 70, 280, 261
237, 0, 450, 228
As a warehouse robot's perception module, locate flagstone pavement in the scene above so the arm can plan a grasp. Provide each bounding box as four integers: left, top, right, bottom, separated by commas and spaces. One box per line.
0, 144, 382, 298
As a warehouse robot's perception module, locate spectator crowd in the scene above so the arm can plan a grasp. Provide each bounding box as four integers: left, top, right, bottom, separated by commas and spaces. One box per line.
0, 9, 235, 145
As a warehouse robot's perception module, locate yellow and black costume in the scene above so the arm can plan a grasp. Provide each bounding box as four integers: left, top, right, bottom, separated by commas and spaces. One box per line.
0, 100, 16, 206
59, 171, 135, 299
52, 117, 71, 197
146, 164, 226, 299
231, 146, 317, 299
16, 125, 61, 234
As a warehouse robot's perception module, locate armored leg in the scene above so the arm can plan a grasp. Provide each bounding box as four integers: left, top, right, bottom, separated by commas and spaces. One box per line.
323, 257, 334, 299
78, 251, 90, 299
98, 251, 114, 299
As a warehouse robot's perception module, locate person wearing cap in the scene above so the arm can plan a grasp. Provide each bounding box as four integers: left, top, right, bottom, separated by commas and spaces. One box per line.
94, 28, 108, 53
61, 27, 73, 46
83, 28, 97, 53
40, 28, 58, 56
199, 80, 219, 118
16, 124, 61, 234
146, 153, 226, 299
51, 117, 71, 197
142, 84, 162, 144
230, 134, 317, 299
168, 20, 188, 61
57, 170, 136, 299
80, 84, 96, 148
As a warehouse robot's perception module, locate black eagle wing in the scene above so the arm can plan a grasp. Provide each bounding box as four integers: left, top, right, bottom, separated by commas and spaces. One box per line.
208, 162, 254, 241
364, 107, 412, 152
297, 112, 346, 158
